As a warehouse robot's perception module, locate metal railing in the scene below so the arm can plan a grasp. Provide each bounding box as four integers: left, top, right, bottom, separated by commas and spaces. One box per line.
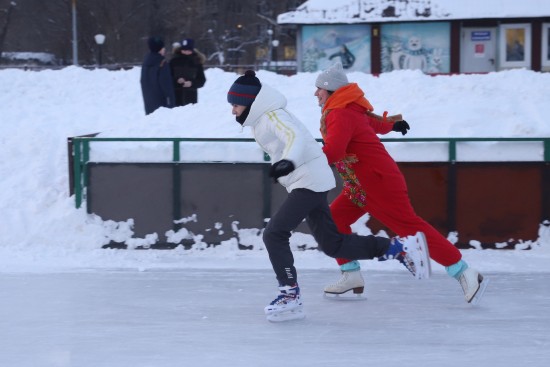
70, 136, 550, 208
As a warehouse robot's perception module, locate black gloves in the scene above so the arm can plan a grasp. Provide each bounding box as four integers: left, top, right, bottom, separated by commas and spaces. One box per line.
270, 159, 295, 181
392, 120, 410, 135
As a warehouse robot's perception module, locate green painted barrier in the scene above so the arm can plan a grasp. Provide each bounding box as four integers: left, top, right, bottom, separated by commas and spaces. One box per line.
70, 137, 550, 208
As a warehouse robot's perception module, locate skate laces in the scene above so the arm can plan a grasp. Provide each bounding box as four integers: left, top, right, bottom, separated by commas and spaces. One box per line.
329, 272, 350, 287
397, 252, 416, 276
269, 293, 296, 305
269, 286, 299, 305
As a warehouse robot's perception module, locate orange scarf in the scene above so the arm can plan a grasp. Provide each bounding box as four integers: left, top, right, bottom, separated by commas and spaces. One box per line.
322, 83, 374, 113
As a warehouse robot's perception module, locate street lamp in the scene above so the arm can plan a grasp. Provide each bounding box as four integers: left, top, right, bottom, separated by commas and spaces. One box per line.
94, 34, 106, 67
272, 39, 280, 73
71, 0, 78, 65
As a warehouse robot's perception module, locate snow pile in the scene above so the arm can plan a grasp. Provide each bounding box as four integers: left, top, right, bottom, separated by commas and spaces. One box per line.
0, 66, 549, 272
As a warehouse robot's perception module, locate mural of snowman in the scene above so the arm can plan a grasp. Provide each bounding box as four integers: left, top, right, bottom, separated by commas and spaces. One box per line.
403, 35, 428, 72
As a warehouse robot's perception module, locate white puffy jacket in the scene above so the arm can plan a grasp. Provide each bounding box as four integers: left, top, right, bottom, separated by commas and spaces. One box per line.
243, 84, 336, 193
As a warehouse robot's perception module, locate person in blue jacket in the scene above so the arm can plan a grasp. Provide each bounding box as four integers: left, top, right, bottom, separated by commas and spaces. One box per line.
140, 37, 175, 115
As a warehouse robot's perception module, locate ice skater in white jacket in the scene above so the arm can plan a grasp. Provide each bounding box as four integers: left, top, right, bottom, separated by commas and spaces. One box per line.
227, 70, 430, 321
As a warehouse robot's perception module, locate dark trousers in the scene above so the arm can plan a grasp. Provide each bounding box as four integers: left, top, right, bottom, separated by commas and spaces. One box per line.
263, 189, 390, 286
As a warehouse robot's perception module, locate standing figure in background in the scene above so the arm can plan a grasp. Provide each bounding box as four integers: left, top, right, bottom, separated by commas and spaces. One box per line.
227, 70, 430, 322
314, 62, 488, 304
140, 36, 175, 115
329, 44, 356, 69
169, 38, 206, 107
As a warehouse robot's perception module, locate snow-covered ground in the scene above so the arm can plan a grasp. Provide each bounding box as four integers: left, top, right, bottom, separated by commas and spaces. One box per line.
0, 66, 549, 366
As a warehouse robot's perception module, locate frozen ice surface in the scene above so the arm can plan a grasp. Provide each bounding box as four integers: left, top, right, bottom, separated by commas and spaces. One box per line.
1, 269, 548, 367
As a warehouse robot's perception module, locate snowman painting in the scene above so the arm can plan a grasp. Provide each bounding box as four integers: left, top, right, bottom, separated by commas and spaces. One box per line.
403, 35, 428, 71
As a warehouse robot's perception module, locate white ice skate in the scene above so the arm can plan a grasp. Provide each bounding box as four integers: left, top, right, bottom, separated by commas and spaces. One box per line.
459, 267, 489, 305
401, 232, 431, 279
323, 270, 366, 300
381, 232, 431, 280
264, 284, 305, 322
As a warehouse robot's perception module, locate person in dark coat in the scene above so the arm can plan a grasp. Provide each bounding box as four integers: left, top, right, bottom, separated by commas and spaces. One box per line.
140, 36, 175, 115
169, 38, 206, 107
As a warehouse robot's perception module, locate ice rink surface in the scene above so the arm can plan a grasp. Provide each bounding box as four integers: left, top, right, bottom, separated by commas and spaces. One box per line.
1, 269, 548, 367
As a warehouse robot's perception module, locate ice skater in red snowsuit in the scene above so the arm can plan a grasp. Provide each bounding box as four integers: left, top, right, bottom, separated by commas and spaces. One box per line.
314, 62, 487, 304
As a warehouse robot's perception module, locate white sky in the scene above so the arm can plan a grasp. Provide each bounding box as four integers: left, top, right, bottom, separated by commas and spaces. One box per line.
0, 66, 549, 274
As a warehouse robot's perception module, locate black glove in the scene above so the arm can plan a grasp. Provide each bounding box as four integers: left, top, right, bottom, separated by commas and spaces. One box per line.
392, 120, 410, 135
269, 159, 295, 181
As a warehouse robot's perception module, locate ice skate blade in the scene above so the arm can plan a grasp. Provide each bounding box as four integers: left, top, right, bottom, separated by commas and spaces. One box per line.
469, 277, 490, 306
264, 302, 303, 316
324, 292, 367, 301
266, 309, 305, 322
413, 232, 432, 280
418, 232, 432, 279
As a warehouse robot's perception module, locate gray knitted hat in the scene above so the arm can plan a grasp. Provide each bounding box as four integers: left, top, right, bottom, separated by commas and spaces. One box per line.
315, 62, 349, 91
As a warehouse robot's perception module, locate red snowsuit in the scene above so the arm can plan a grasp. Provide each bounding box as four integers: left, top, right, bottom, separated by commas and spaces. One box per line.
321, 84, 461, 267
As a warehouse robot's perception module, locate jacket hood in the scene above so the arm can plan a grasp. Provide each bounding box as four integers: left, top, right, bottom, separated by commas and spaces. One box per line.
242, 84, 287, 127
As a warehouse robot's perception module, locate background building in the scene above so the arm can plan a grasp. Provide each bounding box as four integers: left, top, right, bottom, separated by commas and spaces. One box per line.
278, 0, 550, 74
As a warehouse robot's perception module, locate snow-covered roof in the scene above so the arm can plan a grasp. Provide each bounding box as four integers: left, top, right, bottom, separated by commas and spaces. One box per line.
278, 0, 550, 24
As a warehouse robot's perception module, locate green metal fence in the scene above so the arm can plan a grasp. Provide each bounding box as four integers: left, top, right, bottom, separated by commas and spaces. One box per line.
70, 137, 550, 209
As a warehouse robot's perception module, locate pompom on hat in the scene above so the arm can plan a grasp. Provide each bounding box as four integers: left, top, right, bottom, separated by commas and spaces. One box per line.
181, 38, 194, 51
148, 36, 165, 53
227, 70, 262, 107
315, 62, 349, 91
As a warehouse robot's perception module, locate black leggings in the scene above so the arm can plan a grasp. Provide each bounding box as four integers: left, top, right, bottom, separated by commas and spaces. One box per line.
263, 189, 390, 286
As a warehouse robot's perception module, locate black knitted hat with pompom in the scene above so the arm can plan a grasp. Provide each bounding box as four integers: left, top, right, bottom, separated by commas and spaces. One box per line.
227, 70, 262, 107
